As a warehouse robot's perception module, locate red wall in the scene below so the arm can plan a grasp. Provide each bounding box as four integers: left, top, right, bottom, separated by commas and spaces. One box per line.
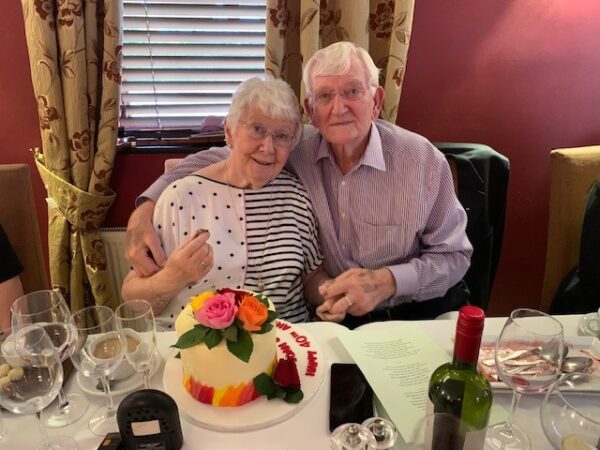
2, 0, 599, 315
396, 1, 600, 315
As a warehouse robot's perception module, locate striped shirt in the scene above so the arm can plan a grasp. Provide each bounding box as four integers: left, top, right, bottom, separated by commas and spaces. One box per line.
153, 171, 322, 326
141, 120, 472, 308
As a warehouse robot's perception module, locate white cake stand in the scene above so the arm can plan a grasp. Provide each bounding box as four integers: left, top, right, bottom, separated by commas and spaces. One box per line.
163, 320, 326, 432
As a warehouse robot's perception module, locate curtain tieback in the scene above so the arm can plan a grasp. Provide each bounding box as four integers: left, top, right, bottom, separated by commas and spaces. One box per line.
35, 159, 116, 232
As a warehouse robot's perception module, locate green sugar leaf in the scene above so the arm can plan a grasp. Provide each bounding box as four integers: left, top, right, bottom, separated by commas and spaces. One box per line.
172, 325, 209, 349
204, 328, 223, 349
226, 328, 253, 362
224, 324, 238, 342
253, 373, 277, 395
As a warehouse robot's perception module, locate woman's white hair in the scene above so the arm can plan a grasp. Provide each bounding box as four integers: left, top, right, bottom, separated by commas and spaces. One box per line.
302, 41, 381, 99
226, 76, 301, 142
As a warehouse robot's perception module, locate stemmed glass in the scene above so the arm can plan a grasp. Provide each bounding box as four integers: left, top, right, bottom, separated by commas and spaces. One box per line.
541, 372, 600, 449
115, 300, 158, 389
486, 308, 564, 450
10, 290, 88, 427
0, 325, 77, 449
70, 306, 125, 436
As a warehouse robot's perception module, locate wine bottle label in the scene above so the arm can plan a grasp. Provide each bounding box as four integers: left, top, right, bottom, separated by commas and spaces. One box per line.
425, 399, 487, 450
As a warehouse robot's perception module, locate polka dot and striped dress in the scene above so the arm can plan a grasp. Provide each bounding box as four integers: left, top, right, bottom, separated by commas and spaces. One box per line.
153, 170, 323, 328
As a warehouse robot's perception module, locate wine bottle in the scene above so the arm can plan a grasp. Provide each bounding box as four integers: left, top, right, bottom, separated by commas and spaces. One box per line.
427, 306, 492, 450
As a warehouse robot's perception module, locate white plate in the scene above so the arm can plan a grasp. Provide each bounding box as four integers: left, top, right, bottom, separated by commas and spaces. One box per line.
77, 351, 162, 397
163, 320, 326, 432
578, 313, 600, 337
478, 336, 600, 393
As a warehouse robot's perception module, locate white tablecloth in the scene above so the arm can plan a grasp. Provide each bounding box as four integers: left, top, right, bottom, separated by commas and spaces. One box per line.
0, 315, 588, 449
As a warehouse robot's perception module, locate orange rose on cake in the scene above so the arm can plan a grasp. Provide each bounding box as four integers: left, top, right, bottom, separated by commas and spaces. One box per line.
237, 294, 268, 331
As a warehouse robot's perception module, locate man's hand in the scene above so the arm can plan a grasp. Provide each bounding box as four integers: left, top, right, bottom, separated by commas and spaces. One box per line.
318, 268, 397, 317
126, 200, 166, 276
161, 230, 213, 286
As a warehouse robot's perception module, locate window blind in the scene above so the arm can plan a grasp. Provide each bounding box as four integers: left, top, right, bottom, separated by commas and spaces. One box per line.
121, 0, 267, 131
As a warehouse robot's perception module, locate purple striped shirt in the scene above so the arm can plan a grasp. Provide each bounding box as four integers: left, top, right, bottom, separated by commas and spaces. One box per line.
140, 119, 472, 307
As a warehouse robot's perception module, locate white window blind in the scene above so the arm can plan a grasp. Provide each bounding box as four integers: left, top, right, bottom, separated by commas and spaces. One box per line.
121, 0, 267, 130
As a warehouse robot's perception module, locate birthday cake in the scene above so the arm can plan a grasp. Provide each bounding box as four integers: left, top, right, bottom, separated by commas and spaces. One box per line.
173, 289, 303, 407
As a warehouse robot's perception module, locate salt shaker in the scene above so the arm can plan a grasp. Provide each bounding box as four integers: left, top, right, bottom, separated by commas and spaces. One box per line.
330, 423, 377, 450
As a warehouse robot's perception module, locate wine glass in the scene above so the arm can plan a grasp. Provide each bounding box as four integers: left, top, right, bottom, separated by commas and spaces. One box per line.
0, 325, 77, 450
114, 300, 158, 389
486, 308, 564, 450
330, 423, 377, 449
541, 372, 600, 449
10, 289, 88, 427
70, 306, 125, 436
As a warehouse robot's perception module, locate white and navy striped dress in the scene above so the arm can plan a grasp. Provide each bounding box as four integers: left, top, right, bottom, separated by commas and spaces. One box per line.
153, 170, 323, 328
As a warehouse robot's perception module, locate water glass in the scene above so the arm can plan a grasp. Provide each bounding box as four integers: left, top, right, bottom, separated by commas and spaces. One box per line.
11, 289, 88, 427
70, 306, 124, 436
541, 372, 600, 449
0, 325, 77, 449
115, 300, 158, 389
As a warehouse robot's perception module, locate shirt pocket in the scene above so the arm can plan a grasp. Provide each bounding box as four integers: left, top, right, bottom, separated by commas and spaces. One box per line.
352, 221, 415, 268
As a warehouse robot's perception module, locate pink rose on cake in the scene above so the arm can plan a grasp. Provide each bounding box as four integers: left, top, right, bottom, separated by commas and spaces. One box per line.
194, 292, 238, 329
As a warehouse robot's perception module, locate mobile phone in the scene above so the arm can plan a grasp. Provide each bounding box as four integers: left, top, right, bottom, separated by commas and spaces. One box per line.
329, 363, 374, 432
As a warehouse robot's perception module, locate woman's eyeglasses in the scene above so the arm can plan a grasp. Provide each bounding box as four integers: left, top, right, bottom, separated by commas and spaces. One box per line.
240, 122, 295, 147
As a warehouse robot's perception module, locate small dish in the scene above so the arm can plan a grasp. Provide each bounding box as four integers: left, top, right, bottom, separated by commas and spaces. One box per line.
77, 351, 161, 397
578, 313, 600, 337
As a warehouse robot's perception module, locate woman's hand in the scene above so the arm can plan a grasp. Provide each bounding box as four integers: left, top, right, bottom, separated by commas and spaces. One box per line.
162, 230, 214, 286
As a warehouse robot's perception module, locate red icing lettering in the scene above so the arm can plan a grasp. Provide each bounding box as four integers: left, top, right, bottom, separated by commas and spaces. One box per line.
305, 350, 318, 376
290, 331, 311, 347
277, 341, 297, 362
276, 322, 291, 330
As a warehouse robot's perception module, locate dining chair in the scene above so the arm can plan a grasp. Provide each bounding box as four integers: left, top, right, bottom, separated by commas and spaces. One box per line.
0, 164, 49, 293
540, 146, 600, 312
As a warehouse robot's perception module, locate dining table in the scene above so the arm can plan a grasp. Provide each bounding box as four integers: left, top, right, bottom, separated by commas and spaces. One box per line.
0, 314, 592, 449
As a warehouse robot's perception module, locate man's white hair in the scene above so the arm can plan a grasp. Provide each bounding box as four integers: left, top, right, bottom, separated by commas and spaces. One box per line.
302, 41, 381, 99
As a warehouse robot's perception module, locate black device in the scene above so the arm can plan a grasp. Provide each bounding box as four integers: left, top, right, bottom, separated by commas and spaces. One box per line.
329, 363, 374, 432
117, 389, 183, 450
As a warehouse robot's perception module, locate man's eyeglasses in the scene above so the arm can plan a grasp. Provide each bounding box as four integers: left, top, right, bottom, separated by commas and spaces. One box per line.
240, 121, 296, 147
312, 86, 369, 106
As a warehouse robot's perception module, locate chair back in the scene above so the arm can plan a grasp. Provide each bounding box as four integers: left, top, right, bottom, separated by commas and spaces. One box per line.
549, 176, 600, 314
0, 164, 48, 293
542, 146, 600, 312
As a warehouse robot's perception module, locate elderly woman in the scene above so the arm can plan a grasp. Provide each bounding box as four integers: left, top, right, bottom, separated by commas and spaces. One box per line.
121, 77, 323, 328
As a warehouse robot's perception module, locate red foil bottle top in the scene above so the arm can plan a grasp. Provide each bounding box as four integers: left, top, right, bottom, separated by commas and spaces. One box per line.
454, 305, 485, 363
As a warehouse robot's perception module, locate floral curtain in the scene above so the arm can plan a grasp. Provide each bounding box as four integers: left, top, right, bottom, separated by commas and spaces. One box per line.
21, 0, 122, 311
265, 0, 415, 123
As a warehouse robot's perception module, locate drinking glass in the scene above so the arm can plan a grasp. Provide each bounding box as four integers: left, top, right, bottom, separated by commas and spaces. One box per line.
11, 289, 88, 427
541, 373, 600, 449
486, 308, 564, 450
115, 300, 158, 389
0, 325, 77, 449
70, 306, 125, 436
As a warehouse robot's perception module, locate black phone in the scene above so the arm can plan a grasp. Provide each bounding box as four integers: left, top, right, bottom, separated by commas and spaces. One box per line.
329, 363, 374, 432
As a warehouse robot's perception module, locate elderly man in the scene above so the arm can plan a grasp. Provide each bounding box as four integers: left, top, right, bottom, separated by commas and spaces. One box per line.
126, 41, 472, 328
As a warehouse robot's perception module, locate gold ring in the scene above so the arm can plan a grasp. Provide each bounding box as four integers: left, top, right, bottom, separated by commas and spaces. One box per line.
344, 295, 353, 307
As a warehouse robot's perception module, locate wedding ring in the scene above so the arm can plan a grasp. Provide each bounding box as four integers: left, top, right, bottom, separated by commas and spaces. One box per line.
343, 295, 353, 307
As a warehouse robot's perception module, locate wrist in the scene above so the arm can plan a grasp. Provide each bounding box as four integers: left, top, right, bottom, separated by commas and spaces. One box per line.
375, 268, 396, 300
